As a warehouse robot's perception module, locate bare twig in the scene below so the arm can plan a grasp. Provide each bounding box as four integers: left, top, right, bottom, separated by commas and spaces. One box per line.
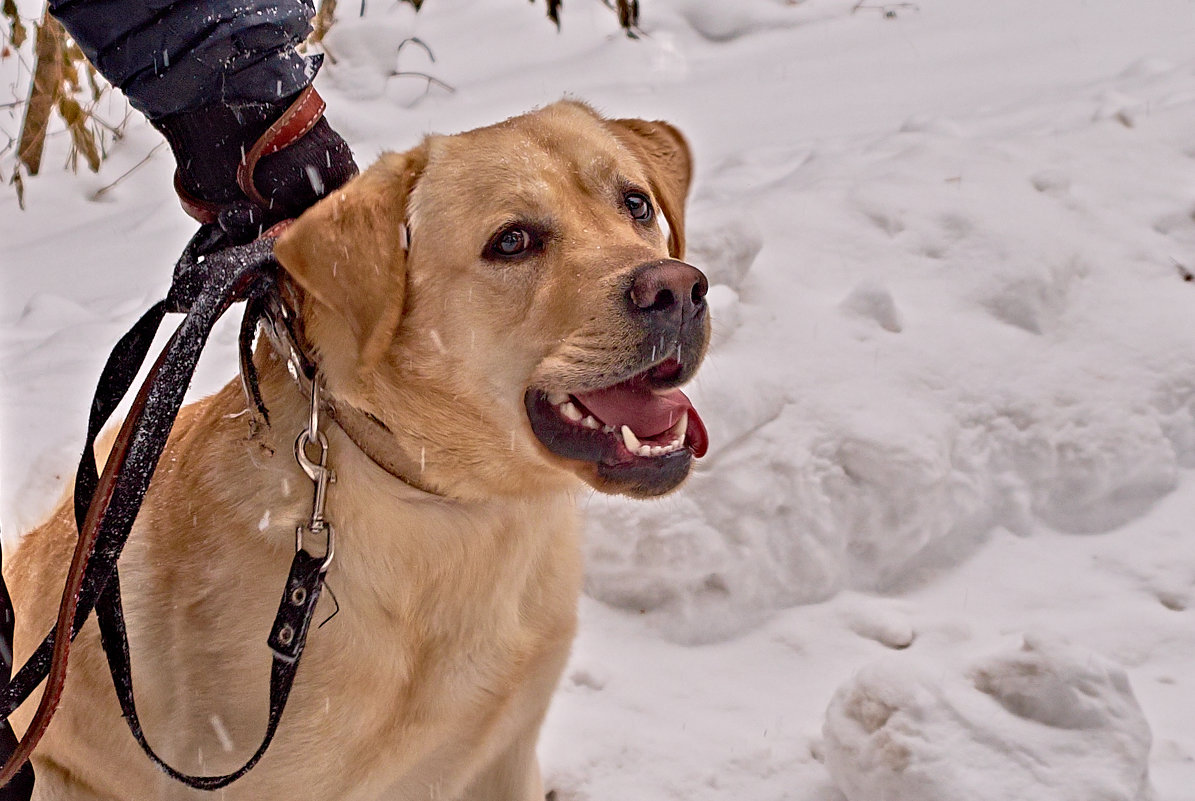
91, 141, 166, 200
851, 1, 919, 17
89, 106, 132, 137
396, 36, 434, 63
389, 37, 453, 102
391, 71, 455, 95
1172, 257, 1194, 283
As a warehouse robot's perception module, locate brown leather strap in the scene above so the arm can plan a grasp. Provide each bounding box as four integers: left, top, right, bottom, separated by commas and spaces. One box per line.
262, 219, 294, 239
0, 317, 175, 789
0, 236, 277, 790
173, 170, 224, 225
0, 217, 427, 788
173, 87, 327, 224
255, 285, 442, 497
237, 86, 327, 209
328, 401, 440, 496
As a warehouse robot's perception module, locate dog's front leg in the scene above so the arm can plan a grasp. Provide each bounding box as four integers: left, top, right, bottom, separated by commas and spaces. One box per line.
455, 727, 545, 801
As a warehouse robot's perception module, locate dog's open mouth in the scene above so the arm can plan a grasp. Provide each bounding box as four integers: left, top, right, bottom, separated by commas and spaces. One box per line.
525, 359, 708, 494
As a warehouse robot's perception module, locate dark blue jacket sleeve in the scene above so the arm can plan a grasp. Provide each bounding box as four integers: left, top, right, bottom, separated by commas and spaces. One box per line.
48, 0, 319, 119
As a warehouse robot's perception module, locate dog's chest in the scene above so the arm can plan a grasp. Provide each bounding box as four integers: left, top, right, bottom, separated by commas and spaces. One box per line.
269, 567, 575, 798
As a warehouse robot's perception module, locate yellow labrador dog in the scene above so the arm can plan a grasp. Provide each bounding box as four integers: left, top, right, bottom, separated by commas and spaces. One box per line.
6, 101, 709, 800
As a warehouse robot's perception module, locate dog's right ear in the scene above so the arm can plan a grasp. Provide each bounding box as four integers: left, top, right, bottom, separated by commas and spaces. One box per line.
605, 117, 693, 259
274, 148, 426, 371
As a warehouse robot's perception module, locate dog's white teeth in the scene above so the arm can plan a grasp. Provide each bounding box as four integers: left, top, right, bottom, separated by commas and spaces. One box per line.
674, 411, 689, 443
603, 425, 616, 434
581, 415, 601, 430
560, 402, 583, 422
548, 391, 569, 406
639, 445, 655, 457
621, 425, 642, 452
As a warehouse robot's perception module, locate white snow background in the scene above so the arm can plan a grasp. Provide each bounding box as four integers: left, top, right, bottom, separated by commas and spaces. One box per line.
4, 0, 1195, 798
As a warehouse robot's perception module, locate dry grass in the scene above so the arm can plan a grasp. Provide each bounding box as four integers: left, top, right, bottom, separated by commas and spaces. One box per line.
4, 4, 118, 206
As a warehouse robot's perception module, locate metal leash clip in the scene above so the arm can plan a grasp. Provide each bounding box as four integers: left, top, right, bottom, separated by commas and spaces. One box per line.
294, 375, 336, 573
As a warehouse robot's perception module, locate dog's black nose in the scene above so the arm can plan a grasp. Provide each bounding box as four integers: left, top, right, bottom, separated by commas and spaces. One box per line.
628, 259, 709, 325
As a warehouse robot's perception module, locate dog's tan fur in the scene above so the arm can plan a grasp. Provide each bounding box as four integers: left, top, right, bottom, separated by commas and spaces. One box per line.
5, 101, 694, 800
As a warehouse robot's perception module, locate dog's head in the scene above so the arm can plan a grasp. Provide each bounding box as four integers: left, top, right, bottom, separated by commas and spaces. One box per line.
274, 101, 709, 499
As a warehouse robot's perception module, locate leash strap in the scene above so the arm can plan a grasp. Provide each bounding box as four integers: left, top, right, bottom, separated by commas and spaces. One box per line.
0, 230, 318, 790
0, 297, 175, 788
175, 87, 327, 225
237, 87, 327, 209
96, 548, 327, 789
0, 551, 34, 800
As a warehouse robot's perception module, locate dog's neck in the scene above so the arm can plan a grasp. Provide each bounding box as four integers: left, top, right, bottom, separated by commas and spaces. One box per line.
224, 346, 580, 621
245, 342, 439, 498
322, 397, 440, 495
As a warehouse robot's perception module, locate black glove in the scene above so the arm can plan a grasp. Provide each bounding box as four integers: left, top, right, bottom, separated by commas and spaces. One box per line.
153, 89, 358, 244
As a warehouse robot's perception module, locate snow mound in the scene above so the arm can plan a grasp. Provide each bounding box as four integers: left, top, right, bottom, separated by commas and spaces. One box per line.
665, 0, 857, 43
823, 634, 1154, 801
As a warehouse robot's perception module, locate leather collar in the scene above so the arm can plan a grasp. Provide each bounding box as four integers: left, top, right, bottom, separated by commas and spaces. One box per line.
325, 397, 441, 496
255, 286, 443, 497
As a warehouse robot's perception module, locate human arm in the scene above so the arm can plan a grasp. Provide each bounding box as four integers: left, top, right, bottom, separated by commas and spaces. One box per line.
47, 0, 357, 236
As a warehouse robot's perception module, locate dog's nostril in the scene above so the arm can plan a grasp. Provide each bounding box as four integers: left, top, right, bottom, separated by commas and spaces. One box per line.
691, 282, 707, 305
649, 288, 676, 312
631, 285, 676, 312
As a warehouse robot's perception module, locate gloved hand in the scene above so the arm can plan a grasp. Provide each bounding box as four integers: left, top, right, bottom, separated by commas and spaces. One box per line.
153, 89, 358, 244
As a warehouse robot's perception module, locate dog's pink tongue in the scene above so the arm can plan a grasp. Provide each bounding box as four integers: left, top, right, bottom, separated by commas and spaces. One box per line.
573, 385, 709, 457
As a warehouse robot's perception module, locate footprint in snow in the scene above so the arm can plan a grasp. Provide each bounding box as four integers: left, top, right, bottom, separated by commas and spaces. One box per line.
839, 281, 903, 334
685, 212, 763, 292
823, 633, 1153, 801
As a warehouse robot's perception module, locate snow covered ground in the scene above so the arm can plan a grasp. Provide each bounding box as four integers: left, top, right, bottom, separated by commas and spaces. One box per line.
4, 0, 1195, 798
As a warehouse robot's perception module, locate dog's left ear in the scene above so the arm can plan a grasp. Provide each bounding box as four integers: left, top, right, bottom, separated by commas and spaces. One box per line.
606, 118, 693, 258
274, 149, 426, 371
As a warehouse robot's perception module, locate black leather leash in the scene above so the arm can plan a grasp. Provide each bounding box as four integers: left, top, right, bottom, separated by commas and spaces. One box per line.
97, 546, 329, 789
0, 552, 34, 800
0, 223, 331, 791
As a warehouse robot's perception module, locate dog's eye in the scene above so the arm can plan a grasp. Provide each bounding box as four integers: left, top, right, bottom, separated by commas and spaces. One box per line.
624, 192, 653, 222
488, 227, 533, 259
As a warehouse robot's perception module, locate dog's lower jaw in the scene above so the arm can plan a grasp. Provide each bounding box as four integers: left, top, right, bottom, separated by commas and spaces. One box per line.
524, 389, 700, 498
592, 453, 694, 498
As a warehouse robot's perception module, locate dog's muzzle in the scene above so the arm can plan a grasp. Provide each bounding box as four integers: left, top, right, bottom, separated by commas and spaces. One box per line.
524, 259, 712, 498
